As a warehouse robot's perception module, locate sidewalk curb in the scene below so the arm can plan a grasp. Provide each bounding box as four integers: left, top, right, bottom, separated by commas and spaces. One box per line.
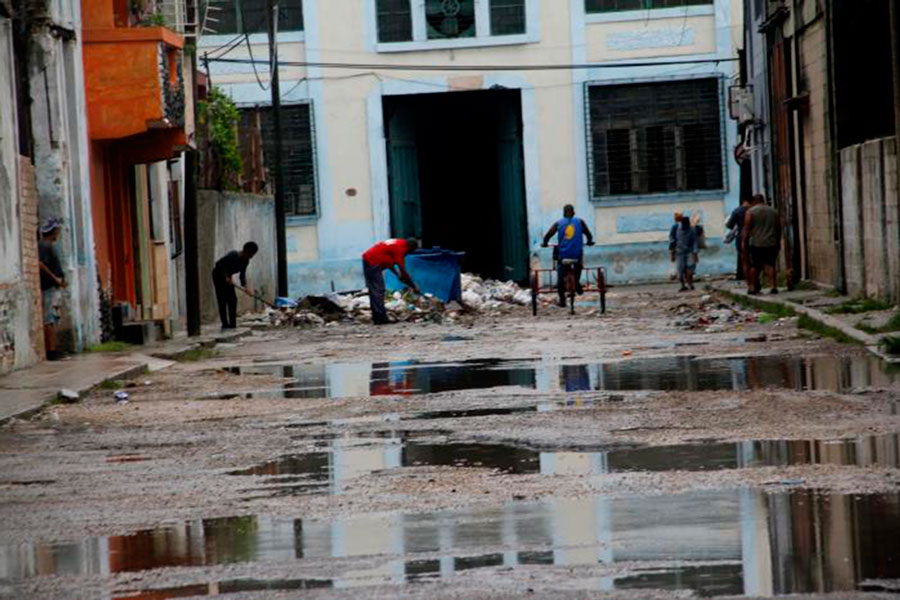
149, 328, 251, 361
0, 360, 153, 424
712, 285, 899, 363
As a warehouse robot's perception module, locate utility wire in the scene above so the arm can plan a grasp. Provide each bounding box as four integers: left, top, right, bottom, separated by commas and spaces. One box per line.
205, 56, 739, 71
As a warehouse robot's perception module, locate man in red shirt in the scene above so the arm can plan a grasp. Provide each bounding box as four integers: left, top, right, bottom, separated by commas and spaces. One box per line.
362, 238, 421, 324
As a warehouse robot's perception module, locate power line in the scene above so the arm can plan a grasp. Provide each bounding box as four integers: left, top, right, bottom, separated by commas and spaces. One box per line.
205, 56, 739, 72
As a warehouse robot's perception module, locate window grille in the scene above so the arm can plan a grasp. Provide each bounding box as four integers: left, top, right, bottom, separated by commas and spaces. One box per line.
207, 0, 303, 35
376, 0, 413, 42
585, 0, 711, 13
586, 78, 724, 198
490, 0, 525, 35
248, 103, 318, 217
425, 0, 475, 39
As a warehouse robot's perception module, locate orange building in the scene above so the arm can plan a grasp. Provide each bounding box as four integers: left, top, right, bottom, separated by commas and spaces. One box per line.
82, 0, 190, 337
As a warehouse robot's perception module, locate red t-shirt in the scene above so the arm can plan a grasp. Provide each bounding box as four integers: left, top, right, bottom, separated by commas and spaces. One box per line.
363, 239, 409, 269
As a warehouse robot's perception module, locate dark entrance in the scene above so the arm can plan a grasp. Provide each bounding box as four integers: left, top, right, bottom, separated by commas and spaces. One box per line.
383, 89, 528, 282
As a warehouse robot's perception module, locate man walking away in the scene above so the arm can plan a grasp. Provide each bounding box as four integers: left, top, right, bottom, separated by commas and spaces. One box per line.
670, 215, 699, 291
743, 195, 781, 295
362, 238, 421, 325
39, 218, 66, 360
212, 241, 258, 329
541, 204, 594, 307
725, 197, 751, 281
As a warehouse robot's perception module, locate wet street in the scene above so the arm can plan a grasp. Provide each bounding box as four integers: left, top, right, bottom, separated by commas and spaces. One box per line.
1, 285, 899, 599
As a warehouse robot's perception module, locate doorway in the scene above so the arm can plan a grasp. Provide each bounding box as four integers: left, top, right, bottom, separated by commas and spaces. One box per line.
383, 89, 528, 282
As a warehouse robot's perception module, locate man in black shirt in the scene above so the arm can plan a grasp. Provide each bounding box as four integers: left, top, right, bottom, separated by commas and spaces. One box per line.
39, 218, 66, 360
212, 241, 258, 329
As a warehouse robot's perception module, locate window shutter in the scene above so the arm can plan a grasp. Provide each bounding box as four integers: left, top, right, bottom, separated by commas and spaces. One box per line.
377, 0, 413, 43
490, 0, 526, 36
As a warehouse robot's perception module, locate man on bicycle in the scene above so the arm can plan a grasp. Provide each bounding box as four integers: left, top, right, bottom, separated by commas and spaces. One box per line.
541, 204, 595, 307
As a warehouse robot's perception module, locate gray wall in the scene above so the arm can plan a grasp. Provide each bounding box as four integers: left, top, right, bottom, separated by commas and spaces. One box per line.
840, 137, 900, 302
198, 190, 277, 325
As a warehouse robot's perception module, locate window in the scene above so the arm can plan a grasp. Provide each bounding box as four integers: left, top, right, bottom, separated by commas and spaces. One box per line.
586, 78, 723, 198
585, 0, 712, 13
491, 0, 526, 36
376, 0, 527, 44
209, 0, 303, 35
377, 0, 413, 43
248, 104, 318, 217
426, 0, 475, 39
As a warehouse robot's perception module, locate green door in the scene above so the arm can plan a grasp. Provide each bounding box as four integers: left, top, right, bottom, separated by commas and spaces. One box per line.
386, 109, 422, 239
497, 102, 528, 282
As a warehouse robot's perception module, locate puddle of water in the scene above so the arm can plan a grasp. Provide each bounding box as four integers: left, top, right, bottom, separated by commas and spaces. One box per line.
5, 489, 899, 597
215, 355, 899, 400
226, 433, 900, 496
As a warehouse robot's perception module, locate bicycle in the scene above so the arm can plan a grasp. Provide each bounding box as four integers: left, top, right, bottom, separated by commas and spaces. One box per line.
559, 258, 579, 315
530, 244, 607, 316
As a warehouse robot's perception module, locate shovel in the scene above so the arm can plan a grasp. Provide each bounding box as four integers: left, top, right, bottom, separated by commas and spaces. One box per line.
233, 284, 280, 310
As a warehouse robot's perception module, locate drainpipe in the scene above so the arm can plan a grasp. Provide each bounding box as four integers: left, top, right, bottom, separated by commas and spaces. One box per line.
824, 0, 846, 292
790, 0, 808, 280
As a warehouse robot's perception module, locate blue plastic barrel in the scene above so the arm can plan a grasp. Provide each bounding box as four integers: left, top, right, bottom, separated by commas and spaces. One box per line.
384, 248, 465, 302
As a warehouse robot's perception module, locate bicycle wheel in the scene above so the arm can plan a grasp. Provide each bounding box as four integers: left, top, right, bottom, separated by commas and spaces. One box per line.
566, 269, 576, 315
531, 271, 539, 316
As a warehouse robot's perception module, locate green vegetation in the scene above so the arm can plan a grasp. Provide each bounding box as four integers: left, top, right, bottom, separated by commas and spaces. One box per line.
199, 87, 243, 191
826, 297, 893, 314
86, 341, 132, 353
97, 379, 124, 390
856, 313, 900, 335
720, 290, 796, 318
757, 312, 778, 324
825, 289, 843, 298
175, 348, 219, 362
798, 314, 862, 346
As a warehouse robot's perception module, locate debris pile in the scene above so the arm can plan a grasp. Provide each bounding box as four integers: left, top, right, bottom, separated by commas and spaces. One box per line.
244, 273, 535, 328
670, 294, 760, 332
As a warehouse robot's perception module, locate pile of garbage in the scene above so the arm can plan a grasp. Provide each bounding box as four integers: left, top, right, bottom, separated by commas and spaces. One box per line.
244, 273, 534, 328
670, 294, 786, 333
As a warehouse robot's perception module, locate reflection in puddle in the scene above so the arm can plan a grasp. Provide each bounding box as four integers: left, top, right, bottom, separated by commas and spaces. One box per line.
216, 355, 899, 400
4, 490, 898, 597
227, 433, 900, 495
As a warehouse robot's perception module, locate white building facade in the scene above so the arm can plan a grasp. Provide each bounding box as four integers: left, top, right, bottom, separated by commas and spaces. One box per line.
202, 0, 743, 294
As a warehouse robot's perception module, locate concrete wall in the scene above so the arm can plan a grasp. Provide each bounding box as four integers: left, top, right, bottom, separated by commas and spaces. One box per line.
797, 17, 841, 288
840, 137, 900, 302
204, 0, 741, 293
27, 4, 100, 352
197, 190, 277, 324
0, 18, 42, 375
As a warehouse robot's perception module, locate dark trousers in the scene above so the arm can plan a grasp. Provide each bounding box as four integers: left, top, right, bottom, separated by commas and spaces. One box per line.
363, 260, 388, 324
556, 259, 583, 303
735, 237, 745, 281
212, 269, 237, 328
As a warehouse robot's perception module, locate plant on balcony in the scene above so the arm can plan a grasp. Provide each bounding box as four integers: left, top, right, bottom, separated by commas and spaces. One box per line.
199, 87, 243, 191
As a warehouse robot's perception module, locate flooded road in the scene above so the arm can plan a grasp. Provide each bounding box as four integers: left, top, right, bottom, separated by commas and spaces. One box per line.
216, 354, 900, 400
4, 490, 898, 597
2, 285, 899, 599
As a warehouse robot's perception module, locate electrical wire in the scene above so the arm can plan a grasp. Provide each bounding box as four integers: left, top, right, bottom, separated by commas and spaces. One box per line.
205, 56, 739, 72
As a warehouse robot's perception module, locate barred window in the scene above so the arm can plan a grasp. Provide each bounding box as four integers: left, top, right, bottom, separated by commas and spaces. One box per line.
249, 104, 318, 217
587, 78, 723, 198
208, 0, 303, 35
376, 0, 413, 42
585, 0, 711, 13
426, 0, 475, 39
491, 0, 526, 35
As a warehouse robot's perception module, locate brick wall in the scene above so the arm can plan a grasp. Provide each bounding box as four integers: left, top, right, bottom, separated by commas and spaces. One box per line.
19, 156, 44, 360
799, 20, 841, 287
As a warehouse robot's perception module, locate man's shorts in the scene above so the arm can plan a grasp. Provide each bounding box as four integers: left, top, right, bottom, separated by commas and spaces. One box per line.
42, 288, 62, 325
675, 252, 696, 274
749, 246, 778, 268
